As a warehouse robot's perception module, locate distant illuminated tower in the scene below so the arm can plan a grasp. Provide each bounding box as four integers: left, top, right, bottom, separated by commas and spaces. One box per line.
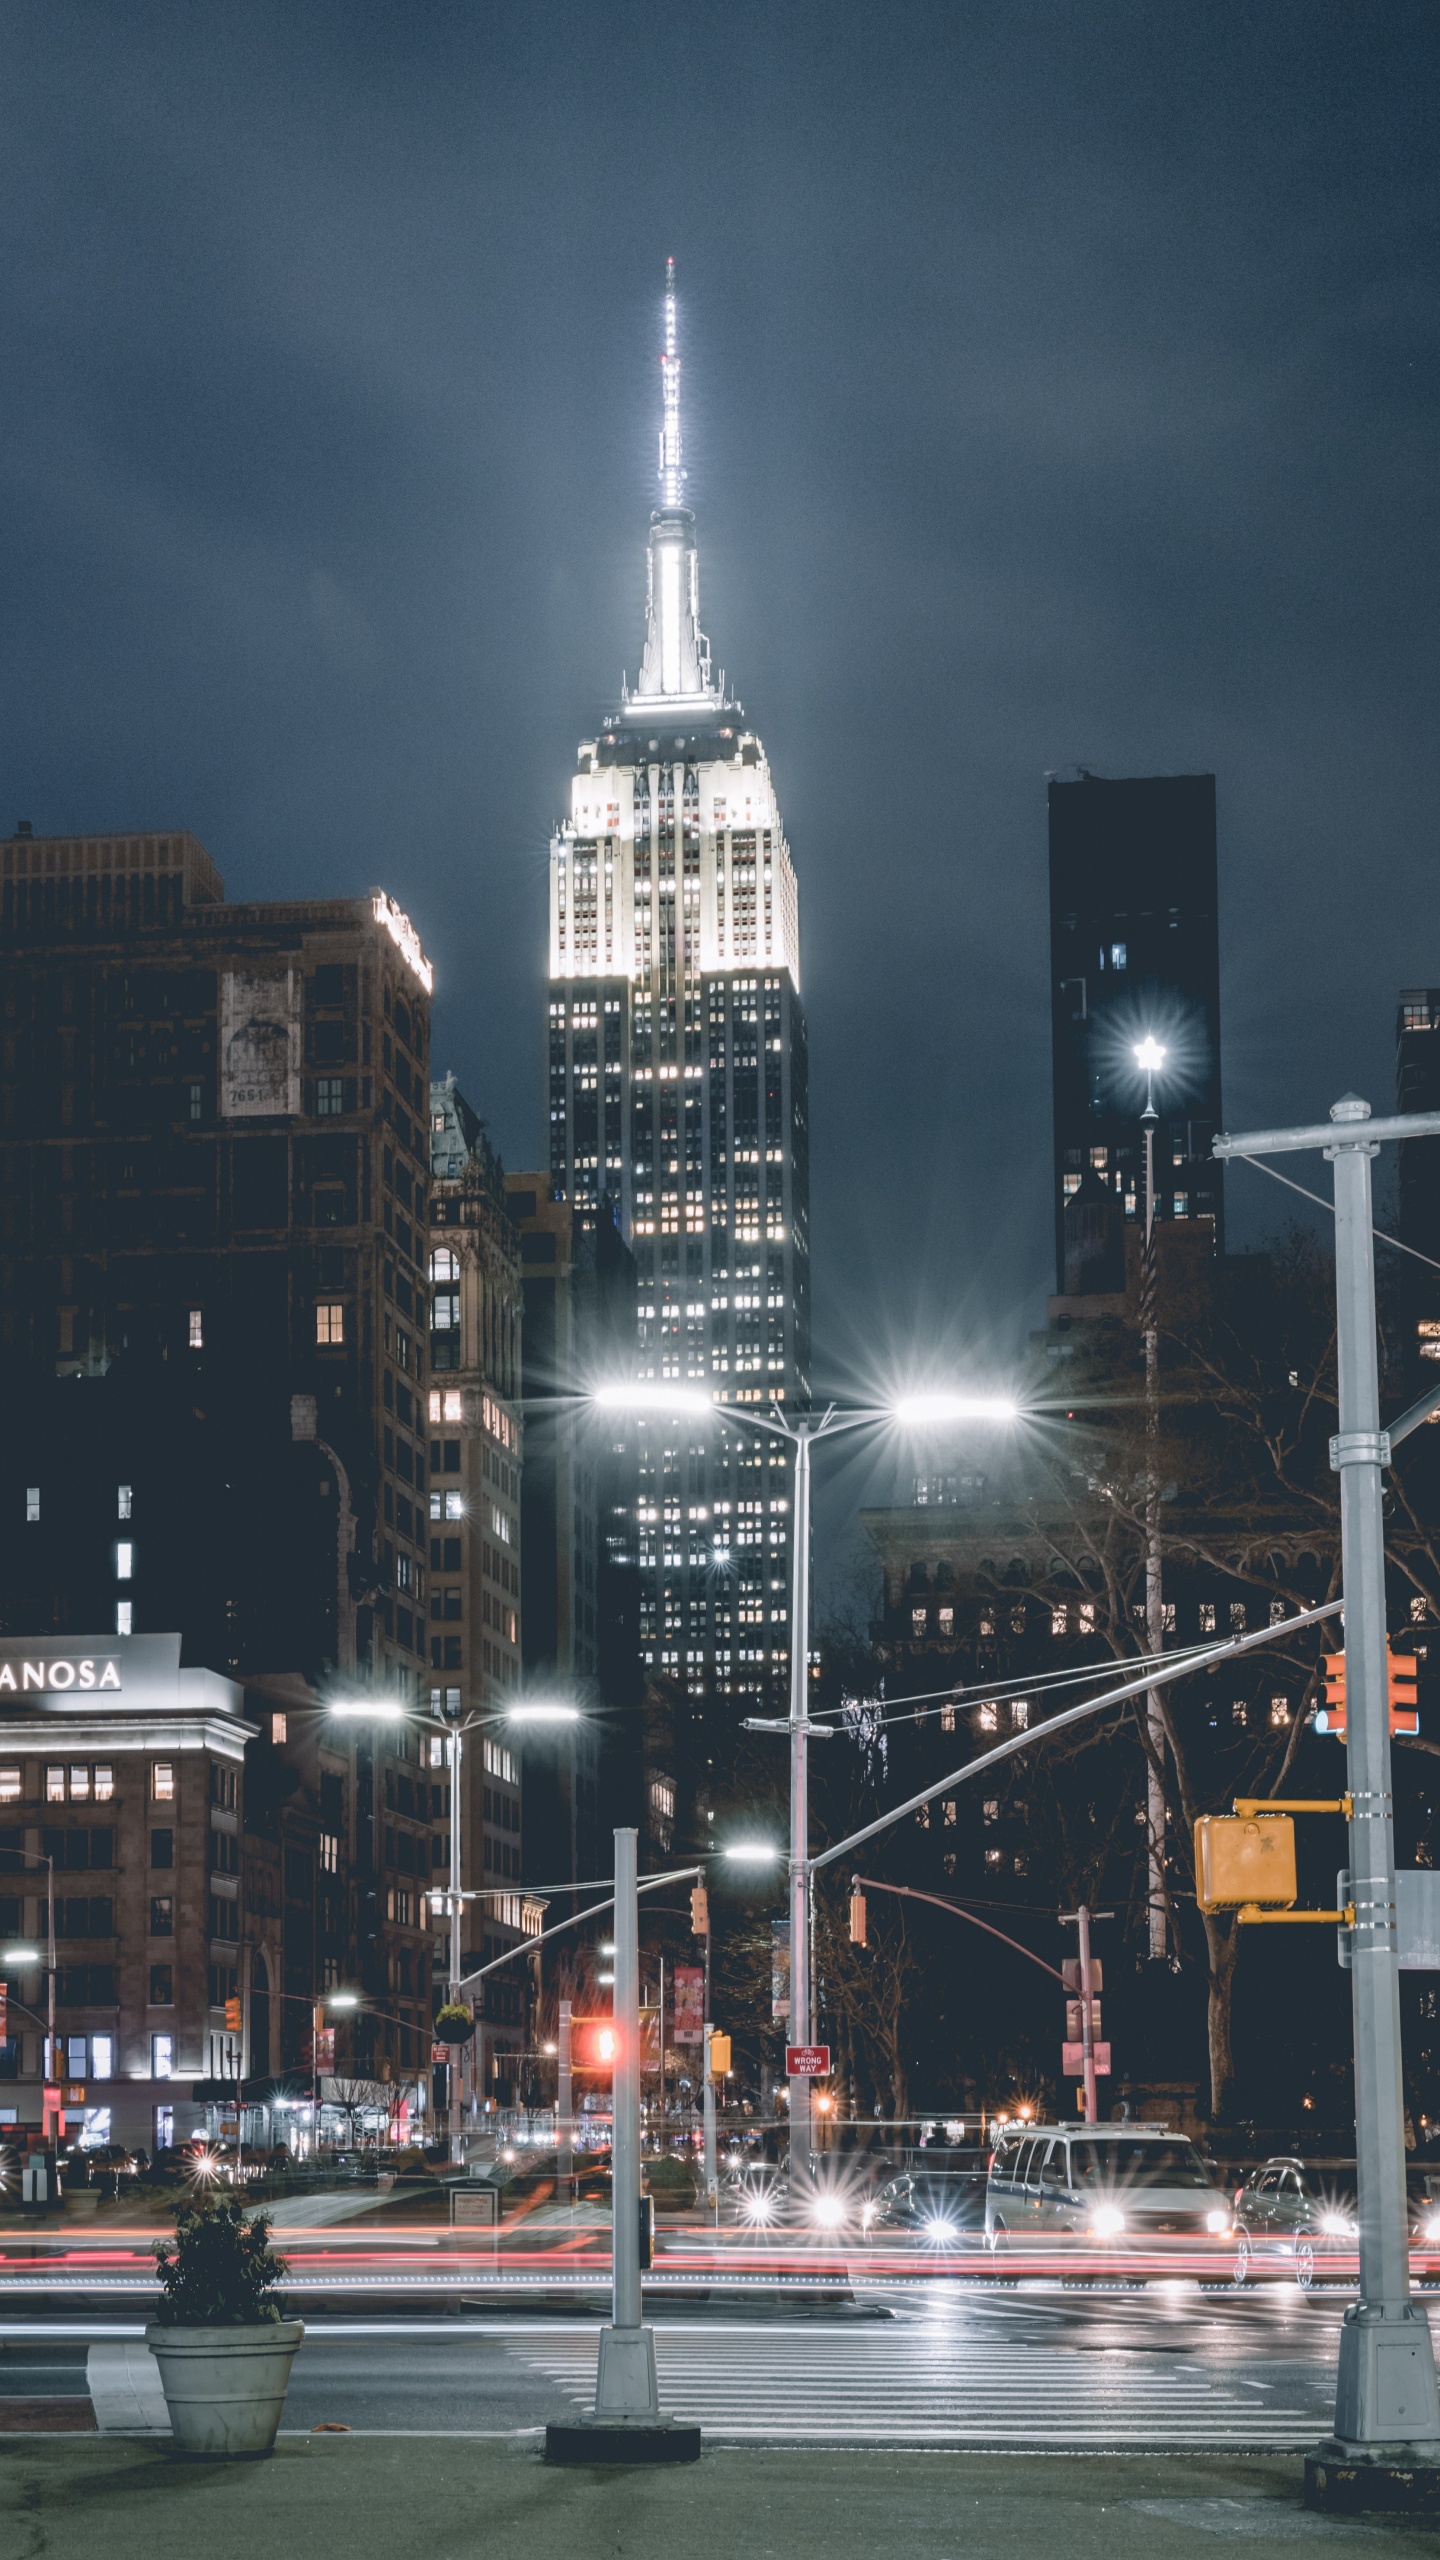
546, 259, 811, 1714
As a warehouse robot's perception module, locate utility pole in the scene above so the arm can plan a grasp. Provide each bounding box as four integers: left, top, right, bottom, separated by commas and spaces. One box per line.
786, 1426, 814, 2182
447, 1720, 464, 2165
557, 1998, 573, 2207
1059, 1906, 1111, 2124
701, 1910, 717, 2210
1215, 1096, 1440, 2493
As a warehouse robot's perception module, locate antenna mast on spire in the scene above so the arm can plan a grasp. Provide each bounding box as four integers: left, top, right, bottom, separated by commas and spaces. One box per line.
659, 255, 683, 507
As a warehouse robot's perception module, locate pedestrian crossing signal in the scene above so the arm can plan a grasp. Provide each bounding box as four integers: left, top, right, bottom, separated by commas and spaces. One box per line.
690, 1884, 710, 1936
571, 2018, 619, 2072
224, 1997, 242, 2032
849, 1887, 867, 1947
708, 2031, 731, 2076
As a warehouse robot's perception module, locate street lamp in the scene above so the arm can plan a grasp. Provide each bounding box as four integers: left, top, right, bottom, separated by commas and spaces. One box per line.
331, 1691, 583, 2162
595, 1379, 1014, 2177
1134, 1033, 1169, 1963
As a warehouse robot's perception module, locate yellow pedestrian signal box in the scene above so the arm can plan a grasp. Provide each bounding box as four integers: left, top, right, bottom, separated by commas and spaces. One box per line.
849, 1887, 867, 1946
690, 1883, 710, 1936
1194, 1813, 1297, 1914
224, 1996, 243, 2032
708, 2031, 731, 2077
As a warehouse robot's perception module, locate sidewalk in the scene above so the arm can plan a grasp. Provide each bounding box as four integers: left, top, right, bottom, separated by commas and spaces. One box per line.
2, 2439, 1433, 2560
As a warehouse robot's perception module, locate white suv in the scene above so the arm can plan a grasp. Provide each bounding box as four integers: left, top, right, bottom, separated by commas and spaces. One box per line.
986, 2125, 1233, 2246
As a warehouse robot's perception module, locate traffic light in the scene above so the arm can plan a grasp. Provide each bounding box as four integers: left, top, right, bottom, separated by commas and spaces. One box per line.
708, 2031, 731, 2077
1389, 1638, 1420, 1736
571, 2017, 619, 2072
1316, 1651, 1348, 1740
849, 1886, 867, 1946
690, 1883, 710, 1936
224, 1996, 242, 2033
1314, 1644, 1420, 1739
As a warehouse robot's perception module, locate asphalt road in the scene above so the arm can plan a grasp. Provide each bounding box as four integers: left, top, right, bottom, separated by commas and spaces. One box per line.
0, 2281, 1356, 2450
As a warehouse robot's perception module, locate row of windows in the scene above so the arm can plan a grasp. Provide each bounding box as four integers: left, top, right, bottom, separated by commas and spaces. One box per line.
906, 1597, 1304, 1639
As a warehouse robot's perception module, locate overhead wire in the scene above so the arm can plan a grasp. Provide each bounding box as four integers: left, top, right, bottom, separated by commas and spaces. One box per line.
1237, 1152, 1440, 1275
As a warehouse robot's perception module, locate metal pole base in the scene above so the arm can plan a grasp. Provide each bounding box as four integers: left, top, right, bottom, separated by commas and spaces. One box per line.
544, 2418, 701, 2466
595, 2322, 661, 2420
1333, 2305, 1440, 2447
1306, 2443, 1440, 2514
542, 2326, 701, 2465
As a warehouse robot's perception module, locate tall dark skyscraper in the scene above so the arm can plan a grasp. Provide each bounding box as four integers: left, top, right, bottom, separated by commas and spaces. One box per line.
1048, 773, 1224, 1295
545, 264, 811, 1719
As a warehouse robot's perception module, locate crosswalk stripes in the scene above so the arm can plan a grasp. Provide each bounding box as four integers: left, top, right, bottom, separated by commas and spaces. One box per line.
508, 2328, 1327, 2447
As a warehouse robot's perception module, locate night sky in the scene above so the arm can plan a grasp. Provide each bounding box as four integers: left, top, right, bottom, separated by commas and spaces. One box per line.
2, 2, 1436, 1582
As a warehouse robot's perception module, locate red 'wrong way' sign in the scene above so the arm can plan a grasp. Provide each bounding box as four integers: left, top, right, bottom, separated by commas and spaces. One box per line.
786, 2045, 831, 2077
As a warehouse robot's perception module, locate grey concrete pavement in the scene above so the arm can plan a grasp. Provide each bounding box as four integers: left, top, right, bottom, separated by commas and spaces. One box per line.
4, 2441, 1439, 2560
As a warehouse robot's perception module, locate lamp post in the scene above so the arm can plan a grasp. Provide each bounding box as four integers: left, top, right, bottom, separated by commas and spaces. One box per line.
327, 1695, 581, 2164
595, 1382, 1014, 2183
1134, 1034, 1168, 1963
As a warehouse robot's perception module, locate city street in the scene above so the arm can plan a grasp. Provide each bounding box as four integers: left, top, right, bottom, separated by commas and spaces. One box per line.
0, 2281, 1365, 2450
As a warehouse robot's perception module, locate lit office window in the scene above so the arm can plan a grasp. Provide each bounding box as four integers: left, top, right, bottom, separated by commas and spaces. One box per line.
188, 1309, 203, 1349
116, 1602, 133, 1636
316, 1302, 345, 1346
271, 1713, 287, 1744
0, 1769, 19, 1804
151, 2034, 174, 2080
117, 1486, 132, 1520
151, 1762, 175, 1803
116, 1543, 133, 1582
45, 1765, 65, 1803
25, 1488, 39, 1523
94, 1765, 114, 1802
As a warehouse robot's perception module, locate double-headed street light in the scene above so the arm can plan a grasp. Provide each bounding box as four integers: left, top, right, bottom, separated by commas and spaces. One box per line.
328, 1692, 581, 2162
594, 1378, 1015, 2177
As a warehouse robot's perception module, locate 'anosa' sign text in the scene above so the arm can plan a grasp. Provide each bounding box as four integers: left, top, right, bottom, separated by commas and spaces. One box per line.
0, 1658, 122, 1693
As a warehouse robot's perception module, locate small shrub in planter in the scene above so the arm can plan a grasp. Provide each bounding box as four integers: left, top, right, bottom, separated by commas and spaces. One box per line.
433, 2001, 476, 2044
145, 2194, 304, 2458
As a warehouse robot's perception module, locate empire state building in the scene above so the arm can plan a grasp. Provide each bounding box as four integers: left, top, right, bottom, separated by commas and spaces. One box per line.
546, 260, 811, 1709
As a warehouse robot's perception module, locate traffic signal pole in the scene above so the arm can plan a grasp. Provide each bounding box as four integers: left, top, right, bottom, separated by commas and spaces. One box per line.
1215, 1096, 1440, 2494
548, 1829, 697, 2459
593, 1826, 660, 2419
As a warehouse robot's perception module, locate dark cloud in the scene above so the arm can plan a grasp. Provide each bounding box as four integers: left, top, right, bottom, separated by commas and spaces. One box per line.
1, 0, 1436, 1564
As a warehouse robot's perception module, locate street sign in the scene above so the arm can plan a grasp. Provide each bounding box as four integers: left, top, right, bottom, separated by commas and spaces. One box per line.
431, 2043, 450, 2066
1062, 1958, 1103, 1994
1066, 1999, 1102, 2041
786, 2044, 831, 2077
1338, 1868, 1440, 1969
1062, 2041, 1111, 2075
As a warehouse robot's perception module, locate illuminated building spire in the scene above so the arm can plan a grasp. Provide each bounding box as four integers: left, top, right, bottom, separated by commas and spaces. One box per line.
628, 255, 723, 712
659, 253, 683, 506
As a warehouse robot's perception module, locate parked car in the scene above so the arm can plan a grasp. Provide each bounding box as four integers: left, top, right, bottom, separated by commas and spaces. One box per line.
1232, 2156, 1357, 2286
986, 2126, 1232, 2247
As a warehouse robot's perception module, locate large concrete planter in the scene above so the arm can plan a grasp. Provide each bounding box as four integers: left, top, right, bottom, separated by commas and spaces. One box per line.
143, 2319, 304, 2457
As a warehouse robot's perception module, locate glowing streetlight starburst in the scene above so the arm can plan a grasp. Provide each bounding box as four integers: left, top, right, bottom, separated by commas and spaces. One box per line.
1134, 1036, 1167, 1074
